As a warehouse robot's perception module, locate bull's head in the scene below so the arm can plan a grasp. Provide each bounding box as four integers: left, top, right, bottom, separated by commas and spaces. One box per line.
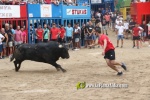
59, 45, 70, 59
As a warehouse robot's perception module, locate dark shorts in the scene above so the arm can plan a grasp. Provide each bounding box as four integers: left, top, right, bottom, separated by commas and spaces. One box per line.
66, 37, 72, 42
43, 39, 48, 43
0, 44, 3, 52
58, 38, 65, 43
51, 39, 57, 42
106, 21, 110, 25
148, 34, 150, 39
133, 36, 140, 40
104, 49, 115, 60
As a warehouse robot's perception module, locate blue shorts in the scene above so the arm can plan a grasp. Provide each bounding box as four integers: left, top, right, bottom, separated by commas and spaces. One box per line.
0, 44, 3, 52
88, 35, 92, 40
117, 35, 124, 40
2, 42, 7, 49
92, 34, 96, 40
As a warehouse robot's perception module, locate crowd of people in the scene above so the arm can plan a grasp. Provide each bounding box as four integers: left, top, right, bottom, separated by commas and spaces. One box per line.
131, 0, 150, 3
0, 0, 89, 6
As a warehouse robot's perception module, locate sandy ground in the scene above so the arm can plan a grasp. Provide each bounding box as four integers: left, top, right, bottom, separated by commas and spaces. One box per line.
0, 31, 150, 100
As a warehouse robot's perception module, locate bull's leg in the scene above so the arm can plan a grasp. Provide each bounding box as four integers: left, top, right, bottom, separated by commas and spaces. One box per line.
49, 62, 66, 72
14, 60, 22, 72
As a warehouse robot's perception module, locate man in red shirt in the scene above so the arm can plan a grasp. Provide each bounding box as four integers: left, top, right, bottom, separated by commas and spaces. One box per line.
58, 25, 65, 44
50, 23, 60, 41
132, 23, 143, 49
89, 29, 126, 76
36, 25, 44, 43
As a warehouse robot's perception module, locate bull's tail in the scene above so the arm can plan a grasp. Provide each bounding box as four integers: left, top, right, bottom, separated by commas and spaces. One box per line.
10, 54, 14, 62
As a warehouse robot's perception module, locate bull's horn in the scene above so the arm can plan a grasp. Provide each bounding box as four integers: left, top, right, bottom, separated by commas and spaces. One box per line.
59, 45, 63, 48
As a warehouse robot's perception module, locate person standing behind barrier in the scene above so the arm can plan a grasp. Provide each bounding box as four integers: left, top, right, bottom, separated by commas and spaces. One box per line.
21, 27, 27, 43
58, 25, 65, 44
140, 21, 147, 42
30, 26, 35, 44
73, 24, 80, 50
0, 32, 5, 59
65, 23, 73, 47
84, 22, 89, 48
50, 23, 60, 41
36, 25, 44, 43
5, 23, 13, 57
81, 24, 86, 46
147, 21, 150, 47
43, 24, 50, 43
86, 21, 94, 47
101, 16, 108, 35
1, 28, 8, 58
14, 26, 23, 45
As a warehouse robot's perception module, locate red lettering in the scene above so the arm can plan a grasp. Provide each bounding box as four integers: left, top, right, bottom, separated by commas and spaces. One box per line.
82, 10, 86, 14
77, 10, 81, 14
72, 10, 74, 14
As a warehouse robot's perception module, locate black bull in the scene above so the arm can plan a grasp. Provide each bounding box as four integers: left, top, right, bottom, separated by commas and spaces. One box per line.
10, 41, 70, 72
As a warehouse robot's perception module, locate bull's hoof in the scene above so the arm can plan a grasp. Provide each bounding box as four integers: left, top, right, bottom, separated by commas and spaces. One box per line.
56, 68, 60, 71
62, 69, 67, 73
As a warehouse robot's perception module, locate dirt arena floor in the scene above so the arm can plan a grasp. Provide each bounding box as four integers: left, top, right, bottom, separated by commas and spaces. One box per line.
0, 31, 150, 100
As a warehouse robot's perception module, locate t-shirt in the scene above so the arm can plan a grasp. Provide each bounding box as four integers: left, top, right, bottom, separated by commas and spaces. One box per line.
59, 28, 65, 38
36, 29, 44, 40
101, 18, 107, 26
124, 22, 129, 29
65, 27, 73, 37
105, 15, 110, 21
50, 28, 60, 39
111, 16, 117, 23
5, 29, 13, 42
73, 28, 80, 38
0, 34, 4, 45
21, 31, 26, 42
132, 27, 140, 36
147, 24, 150, 34
116, 26, 125, 35
81, 27, 85, 38
98, 34, 115, 53
140, 24, 146, 32
87, 25, 94, 33
129, 22, 136, 30
15, 30, 22, 42
43, 28, 49, 39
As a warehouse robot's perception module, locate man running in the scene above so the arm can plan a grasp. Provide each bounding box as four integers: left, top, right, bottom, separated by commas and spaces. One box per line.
89, 29, 127, 76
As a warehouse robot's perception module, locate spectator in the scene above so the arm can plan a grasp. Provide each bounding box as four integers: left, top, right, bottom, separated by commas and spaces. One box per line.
29, 26, 35, 44
132, 23, 143, 49
111, 13, 117, 32
147, 21, 150, 47
101, 16, 108, 35
81, 24, 85, 46
58, 25, 65, 44
73, 24, 80, 50
50, 23, 60, 41
43, 24, 50, 43
1, 28, 8, 58
129, 19, 136, 37
0, 32, 5, 59
116, 22, 125, 48
65, 23, 73, 48
105, 13, 111, 28
21, 27, 27, 43
86, 21, 94, 47
84, 22, 89, 48
91, 15, 96, 26
123, 20, 129, 39
44, 0, 51, 4
36, 25, 43, 43
140, 21, 147, 41
5, 23, 13, 57
14, 26, 23, 45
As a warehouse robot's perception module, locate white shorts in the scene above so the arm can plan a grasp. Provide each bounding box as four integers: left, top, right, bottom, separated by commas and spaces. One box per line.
75, 38, 79, 42
15, 41, 23, 45
8, 41, 13, 47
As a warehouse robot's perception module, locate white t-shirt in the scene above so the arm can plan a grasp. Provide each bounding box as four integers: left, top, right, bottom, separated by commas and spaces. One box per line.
138, 26, 143, 36
0, 34, 4, 45
116, 26, 125, 35
124, 22, 129, 29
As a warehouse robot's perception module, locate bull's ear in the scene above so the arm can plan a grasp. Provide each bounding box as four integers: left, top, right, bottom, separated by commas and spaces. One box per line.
59, 44, 63, 48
